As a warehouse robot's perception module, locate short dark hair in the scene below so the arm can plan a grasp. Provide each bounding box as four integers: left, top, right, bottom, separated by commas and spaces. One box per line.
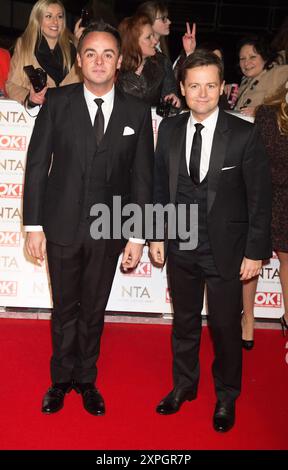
77, 21, 122, 53
181, 49, 224, 83
237, 35, 277, 70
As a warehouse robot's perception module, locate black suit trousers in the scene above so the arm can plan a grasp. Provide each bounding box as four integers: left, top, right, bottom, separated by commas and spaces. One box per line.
46, 222, 119, 384
168, 241, 243, 402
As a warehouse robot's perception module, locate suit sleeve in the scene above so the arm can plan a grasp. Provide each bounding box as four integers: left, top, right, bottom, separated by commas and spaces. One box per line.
130, 104, 154, 239
154, 118, 170, 205
242, 123, 272, 260
23, 93, 53, 226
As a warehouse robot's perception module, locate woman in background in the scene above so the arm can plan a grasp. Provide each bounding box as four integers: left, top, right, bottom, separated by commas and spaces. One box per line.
234, 35, 288, 117
242, 83, 288, 347
6, 0, 81, 108
137, 1, 171, 57
117, 13, 180, 109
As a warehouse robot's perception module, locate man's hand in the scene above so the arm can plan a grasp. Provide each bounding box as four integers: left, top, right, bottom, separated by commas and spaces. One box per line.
149, 242, 165, 267
121, 241, 144, 272
25, 232, 46, 265
182, 22, 196, 56
240, 257, 262, 281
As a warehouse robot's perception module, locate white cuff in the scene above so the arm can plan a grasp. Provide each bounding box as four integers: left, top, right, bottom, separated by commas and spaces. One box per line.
24, 225, 43, 232
129, 238, 145, 244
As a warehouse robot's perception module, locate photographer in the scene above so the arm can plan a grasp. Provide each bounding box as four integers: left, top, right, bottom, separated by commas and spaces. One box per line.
6, 0, 81, 110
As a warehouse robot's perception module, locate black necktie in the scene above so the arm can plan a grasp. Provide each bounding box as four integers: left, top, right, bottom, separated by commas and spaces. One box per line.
94, 98, 104, 146
189, 123, 204, 185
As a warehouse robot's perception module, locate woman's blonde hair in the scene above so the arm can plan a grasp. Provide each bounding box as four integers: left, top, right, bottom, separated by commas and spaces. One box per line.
18, 0, 74, 80
263, 83, 288, 135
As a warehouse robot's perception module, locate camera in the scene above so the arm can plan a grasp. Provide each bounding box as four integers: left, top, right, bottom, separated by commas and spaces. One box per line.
156, 97, 179, 118
80, 8, 90, 28
23, 65, 47, 92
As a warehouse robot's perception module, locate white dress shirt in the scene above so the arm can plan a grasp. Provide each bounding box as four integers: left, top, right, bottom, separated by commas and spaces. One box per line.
83, 83, 114, 130
186, 107, 219, 182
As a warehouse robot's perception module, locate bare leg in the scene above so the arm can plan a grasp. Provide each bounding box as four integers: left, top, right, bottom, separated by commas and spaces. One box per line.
277, 251, 288, 322
242, 277, 258, 340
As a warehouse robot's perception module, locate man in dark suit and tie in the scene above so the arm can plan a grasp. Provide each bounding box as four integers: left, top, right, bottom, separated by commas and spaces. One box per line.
149, 49, 271, 432
23, 22, 154, 415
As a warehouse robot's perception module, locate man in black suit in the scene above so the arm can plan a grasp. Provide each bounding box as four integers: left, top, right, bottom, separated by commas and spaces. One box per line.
149, 50, 271, 432
23, 22, 154, 415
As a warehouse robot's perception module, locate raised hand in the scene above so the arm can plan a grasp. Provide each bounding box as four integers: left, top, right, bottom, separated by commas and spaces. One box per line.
182, 22, 196, 56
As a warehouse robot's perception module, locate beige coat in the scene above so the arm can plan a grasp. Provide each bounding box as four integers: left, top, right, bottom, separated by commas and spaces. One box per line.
235, 64, 288, 111
6, 37, 82, 104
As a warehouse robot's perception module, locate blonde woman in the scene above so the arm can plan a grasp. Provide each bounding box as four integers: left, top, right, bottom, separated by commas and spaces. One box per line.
6, 0, 81, 108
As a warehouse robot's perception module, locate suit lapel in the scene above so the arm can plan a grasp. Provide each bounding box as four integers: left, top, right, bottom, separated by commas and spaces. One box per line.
69, 84, 96, 173
207, 109, 230, 213
169, 112, 190, 202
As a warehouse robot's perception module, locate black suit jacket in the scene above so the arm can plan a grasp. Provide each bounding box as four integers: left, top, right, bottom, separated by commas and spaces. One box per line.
23, 83, 154, 247
154, 109, 272, 280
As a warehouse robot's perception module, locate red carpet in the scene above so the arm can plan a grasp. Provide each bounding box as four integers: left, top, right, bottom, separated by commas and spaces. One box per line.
0, 319, 287, 450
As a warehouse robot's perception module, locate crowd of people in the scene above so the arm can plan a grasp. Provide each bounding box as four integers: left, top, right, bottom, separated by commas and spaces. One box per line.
0, 0, 287, 432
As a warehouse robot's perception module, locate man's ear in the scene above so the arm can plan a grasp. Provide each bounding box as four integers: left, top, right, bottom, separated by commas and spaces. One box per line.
77, 52, 82, 69
117, 54, 123, 70
220, 80, 225, 95
180, 81, 185, 97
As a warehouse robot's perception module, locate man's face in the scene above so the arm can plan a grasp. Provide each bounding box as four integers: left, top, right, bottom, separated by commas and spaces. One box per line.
180, 65, 224, 121
77, 31, 122, 93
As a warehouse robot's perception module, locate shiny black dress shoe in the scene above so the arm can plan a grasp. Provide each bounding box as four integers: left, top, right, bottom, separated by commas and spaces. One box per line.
156, 388, 197, 415
213, 400, 235, 433
41, 382, 73, 414
242, 339, 254, 350
280, 314, 288, 337
74, 382, 105, 416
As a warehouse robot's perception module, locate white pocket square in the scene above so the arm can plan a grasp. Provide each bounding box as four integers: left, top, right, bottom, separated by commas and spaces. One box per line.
221, 165, 237, 171
123, 126, 135, 136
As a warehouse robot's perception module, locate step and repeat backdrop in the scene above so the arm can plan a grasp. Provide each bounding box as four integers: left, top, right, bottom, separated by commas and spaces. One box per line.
0, 99, 283, 319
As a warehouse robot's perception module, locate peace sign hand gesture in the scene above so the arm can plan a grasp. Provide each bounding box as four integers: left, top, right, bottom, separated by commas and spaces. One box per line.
182, 22, 196, 56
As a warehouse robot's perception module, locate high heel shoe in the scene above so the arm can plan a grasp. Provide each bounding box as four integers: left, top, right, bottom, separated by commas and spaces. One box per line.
280, 314, 288, 337
241, 312, 254, 350
242, 339, 254, 350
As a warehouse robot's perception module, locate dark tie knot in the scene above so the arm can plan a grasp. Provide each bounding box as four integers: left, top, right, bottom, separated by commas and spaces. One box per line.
94, 98, 104, 108
194, 123, 204, 133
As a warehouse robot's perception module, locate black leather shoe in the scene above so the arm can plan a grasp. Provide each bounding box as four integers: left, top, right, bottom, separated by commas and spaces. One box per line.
74, 382, 105, 416
156, 388, 197, 415
213, 400, 235, 433
41, 382, 73, 414
242, 339, 254, 350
